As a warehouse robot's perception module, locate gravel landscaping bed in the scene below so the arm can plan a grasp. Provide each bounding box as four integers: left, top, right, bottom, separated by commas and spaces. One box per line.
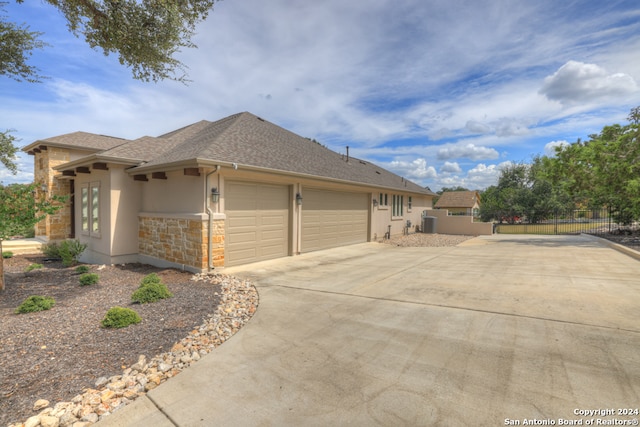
0, 255, 257, 427
385, 233, 475, 247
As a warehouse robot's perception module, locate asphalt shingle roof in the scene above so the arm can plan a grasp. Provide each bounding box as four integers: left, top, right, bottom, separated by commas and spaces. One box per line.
31, 112, 435, 196
434, 191, 480, 208
133, 112, 432, 194
24, 131, 127, 152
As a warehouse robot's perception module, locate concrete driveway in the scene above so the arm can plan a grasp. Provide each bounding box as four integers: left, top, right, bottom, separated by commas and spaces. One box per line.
100, 234, 640, 426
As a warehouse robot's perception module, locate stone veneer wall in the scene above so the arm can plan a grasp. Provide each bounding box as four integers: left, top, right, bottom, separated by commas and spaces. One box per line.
34, 147, 72, 240
138, 215, 225, 270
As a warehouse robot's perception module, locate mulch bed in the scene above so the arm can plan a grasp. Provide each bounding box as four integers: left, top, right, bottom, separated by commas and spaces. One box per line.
0, 255, 221, 427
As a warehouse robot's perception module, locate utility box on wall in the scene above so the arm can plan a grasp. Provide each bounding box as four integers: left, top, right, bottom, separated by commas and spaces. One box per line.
422, 216, 437, 233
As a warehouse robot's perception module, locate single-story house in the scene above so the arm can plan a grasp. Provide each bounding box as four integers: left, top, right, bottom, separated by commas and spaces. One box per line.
434, 190, 481, 218
24, 112, 437, 272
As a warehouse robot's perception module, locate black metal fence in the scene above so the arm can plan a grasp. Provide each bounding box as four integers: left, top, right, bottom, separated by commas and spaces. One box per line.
494, 208, 637, 236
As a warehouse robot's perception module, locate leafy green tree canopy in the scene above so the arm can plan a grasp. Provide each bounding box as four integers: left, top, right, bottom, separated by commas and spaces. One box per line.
0, 130, 18, 175
3, 0, 218, 83
548, 107, 640, 224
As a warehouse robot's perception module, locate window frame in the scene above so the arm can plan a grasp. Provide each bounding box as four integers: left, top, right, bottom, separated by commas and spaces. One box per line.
80, 182, 101, 237
392, 194, 404, 217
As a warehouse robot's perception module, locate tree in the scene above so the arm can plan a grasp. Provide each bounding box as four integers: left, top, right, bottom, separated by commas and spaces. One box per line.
548, 107, 640, 224
4, 0, 218, 83
479, 160, 573, 223
0, 2, 46, 82
0, 130, 18, 175
0, 183, 64, 291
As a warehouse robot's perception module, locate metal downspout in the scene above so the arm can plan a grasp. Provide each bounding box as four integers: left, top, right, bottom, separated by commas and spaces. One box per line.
206, 166, 220, 272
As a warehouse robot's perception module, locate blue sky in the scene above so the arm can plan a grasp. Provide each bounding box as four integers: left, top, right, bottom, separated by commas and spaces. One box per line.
1, 0, 639, 190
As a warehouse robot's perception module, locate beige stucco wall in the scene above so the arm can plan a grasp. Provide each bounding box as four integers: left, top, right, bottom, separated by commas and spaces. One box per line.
109, 166, 143, 257
140, 170, 205, 213
425, 209, 493, 235
370, 193, 432, 241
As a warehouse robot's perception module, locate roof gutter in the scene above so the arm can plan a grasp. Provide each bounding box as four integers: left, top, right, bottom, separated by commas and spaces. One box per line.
205, 165, 221, 272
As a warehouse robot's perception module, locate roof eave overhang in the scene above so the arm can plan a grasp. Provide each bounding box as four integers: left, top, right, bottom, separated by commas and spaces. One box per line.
53, 154, 141, 171
23, 140, 107, 154
127, 158, 434, 196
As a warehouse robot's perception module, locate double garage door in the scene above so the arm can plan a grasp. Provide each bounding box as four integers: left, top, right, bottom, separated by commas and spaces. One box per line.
226, 182, 368, 266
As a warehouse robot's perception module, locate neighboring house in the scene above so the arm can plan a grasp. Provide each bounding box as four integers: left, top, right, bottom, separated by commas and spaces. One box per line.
24, 112, 437, 272
434, 191, 481, 217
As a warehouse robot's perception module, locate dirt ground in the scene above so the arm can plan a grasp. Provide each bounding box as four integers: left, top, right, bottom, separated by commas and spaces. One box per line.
0, 255, 221, 427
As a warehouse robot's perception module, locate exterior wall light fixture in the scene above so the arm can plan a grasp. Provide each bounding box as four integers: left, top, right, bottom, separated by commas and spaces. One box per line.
372, 198, 378, 207
211, 188, 220, 203
295, 193, 303, 206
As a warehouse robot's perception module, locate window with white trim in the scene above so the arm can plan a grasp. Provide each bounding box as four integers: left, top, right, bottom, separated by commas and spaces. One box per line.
81, 182, 100, 236
392, 194, 404, 217
408, 196, 412, 211
379, 193, 388, 207
81, 185, 89, 233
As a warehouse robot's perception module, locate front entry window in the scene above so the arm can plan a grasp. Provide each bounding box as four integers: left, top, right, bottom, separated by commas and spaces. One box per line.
81, 182, 100, 236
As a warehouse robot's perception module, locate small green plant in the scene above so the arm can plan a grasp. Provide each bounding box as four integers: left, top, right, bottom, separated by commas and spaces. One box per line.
15, 295, 56, 314
2, 251, 13, 259
75, 265, 90, 274
25, 263, 43, 272
101, 307, 141, 328
79, 273, 99, 286
42, 242, 61, 258
59, 239, 87, 267
139, 272, 162, 286
131, 273, 173, 304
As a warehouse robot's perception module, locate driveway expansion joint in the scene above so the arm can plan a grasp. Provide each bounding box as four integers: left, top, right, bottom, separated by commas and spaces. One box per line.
269, 283, 640, 335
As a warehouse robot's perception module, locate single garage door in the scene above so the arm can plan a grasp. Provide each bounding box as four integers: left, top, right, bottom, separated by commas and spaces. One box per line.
301, 188, 368, 252
226, 181, 290, 266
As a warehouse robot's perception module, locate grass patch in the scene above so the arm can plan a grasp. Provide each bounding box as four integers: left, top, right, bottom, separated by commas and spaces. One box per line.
25, 263, 43, 272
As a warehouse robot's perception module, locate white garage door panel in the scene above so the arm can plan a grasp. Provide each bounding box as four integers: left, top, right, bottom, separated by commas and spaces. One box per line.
226, 182, 289, 266
301, 189, 368, 252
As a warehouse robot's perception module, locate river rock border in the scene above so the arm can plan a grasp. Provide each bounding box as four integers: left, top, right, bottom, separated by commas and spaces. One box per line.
8, 273, 258, 427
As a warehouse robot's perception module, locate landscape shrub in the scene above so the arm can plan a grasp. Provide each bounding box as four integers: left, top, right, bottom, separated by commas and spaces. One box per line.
42, 242, 60, 258
139, 272, 162, 286
15, 295, 56, 314
101, 307, 141, 328
131, 273, 173, 304
2, 251, 13, 259
25, 263, 43, 272
42, 240, 87, 266
59, 240, 87, 267
75, 265, 90, 274
79, 273, 99, 286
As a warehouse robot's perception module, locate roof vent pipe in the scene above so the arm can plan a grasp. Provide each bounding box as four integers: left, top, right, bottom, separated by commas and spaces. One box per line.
346, 146, 349, 163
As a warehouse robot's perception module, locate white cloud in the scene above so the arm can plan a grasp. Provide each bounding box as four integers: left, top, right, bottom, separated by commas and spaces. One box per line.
544, 140, 570, 157
440, 161, 462, 173
465, 120, 492, 134
437, 143, 499, 161
388, 158, 437, 180
540, 60, 638, 104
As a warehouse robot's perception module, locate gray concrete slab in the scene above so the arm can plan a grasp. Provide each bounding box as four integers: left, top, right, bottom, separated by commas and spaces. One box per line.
99, 234, 640, 426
